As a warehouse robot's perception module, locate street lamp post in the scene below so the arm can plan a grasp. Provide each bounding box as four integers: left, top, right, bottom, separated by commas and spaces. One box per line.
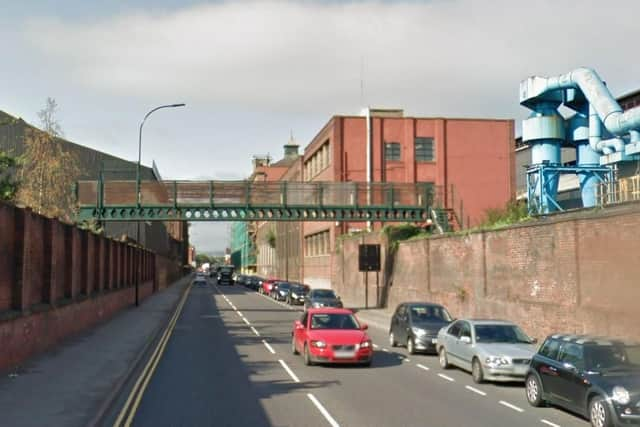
135, 103, 185, 306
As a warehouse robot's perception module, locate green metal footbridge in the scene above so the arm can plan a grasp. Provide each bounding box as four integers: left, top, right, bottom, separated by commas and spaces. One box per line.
76, 179, 446, 223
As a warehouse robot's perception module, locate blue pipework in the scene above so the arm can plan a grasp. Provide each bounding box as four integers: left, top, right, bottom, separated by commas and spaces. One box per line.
520, 68, 640, 214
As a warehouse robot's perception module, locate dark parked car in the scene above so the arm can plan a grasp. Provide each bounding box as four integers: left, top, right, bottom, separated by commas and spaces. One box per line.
245, 276, 264, 291
271, 281, 295, 301
304, 289, 343, 311
287, 284, 310, 305
526, 334, 640, 427
235, 275, 249, 287
389, 302, 453, 354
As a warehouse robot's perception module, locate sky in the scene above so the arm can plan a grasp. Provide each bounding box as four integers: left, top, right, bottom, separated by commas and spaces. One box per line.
2, 0, 639, 253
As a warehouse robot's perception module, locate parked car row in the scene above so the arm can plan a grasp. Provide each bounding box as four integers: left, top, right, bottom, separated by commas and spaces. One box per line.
388, 302, 640, 427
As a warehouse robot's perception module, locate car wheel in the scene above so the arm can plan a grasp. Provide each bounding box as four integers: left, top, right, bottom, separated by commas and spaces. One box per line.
589, 395, 613, 427
439, 347, 450, 369
389, 332, 397, 347
361, 359, 372, 367
291, 335, 299, 355
304, 344, 313, 366
525, 374, 544, 407
407, 336, 416, 355
472, 358, 485, 384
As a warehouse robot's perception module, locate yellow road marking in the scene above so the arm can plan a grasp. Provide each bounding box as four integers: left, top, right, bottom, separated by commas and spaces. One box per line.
113, 283, 192, 427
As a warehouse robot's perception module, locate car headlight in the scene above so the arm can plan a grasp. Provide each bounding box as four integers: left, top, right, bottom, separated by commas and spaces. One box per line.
311, 340, 327, 348
313, 302, 322, 307
612, 386, 631, 405
279, 290, 286, 295
411, 327, 427, 337
485, 356, 511, 367
360, 340, 371, 348
291, 292, 298, 298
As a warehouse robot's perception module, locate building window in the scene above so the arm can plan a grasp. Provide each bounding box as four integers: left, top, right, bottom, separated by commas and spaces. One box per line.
385, 142, 401, 161
415, 137, 435, 161
304, 230, 330, 257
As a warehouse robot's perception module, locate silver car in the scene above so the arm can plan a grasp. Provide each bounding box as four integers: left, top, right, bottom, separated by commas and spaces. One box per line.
436, 319, 537, 383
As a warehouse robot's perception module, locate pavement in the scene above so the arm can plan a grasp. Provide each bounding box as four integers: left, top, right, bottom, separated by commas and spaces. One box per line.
0, 275, 191, 427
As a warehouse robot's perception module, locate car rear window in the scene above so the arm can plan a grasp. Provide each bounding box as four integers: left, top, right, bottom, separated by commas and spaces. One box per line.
312, 290, 336, 298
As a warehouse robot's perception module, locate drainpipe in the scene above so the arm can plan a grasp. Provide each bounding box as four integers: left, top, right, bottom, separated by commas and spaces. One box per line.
365, 107, 372, 232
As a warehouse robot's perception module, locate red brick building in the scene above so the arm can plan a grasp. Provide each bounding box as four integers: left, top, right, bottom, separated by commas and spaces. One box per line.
248, 109, 515, 288
299, 109, 515, 288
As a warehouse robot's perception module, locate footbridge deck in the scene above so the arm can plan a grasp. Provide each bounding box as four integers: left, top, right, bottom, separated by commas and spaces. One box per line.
76, 180, 441, 222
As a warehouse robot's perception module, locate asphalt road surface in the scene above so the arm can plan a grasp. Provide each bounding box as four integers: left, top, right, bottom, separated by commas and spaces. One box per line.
113, 278, 591, 427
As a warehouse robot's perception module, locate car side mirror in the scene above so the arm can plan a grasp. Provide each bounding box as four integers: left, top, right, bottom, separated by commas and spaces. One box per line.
360, 323, 368, 330
530, 338, 538, 344
460, 336, 471, 344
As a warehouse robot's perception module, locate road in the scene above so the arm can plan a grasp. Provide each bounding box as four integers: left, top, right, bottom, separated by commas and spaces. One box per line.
110, 278, 591, 427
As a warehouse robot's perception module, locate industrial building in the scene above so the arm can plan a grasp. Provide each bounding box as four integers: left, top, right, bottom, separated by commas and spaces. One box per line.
233, 109, 515, 288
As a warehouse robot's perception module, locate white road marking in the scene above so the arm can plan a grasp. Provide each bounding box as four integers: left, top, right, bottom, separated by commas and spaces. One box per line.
372, 344, 379, 349
541, 420, 561, 427
307, 393, 340, 427
499, 401, 524, 413
250, 326, 260, 336
242, 317, 251, 326
416, 364, 430, 371
278, 359, 300, 383
262, 340, 276, 354
403, 358, 411, 363
382, 348, 389, 352
437, 373, 455, 382
465, 385, 487, 396
236, 311, 243, 316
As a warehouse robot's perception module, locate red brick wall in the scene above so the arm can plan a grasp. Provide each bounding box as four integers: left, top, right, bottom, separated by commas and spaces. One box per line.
0, 202, 183, 373
332, 204, 640, 341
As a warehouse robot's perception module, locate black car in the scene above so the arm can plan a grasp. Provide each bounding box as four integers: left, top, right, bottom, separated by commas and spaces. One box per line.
526, 334, 640, 427
216, 265, 235, 286
287, 284, 309, 305
389, 302, 453, 354
235, 274, 249, 287
193, 277, 208, 287
245, 276, 264, 291
270, 281, 292, 301
303, 289, 343, 310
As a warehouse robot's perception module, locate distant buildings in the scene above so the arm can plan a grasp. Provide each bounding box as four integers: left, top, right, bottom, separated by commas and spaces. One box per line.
231, 109, 515, 288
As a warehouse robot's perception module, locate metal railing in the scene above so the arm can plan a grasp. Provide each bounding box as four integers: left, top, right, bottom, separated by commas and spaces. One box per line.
597, 175, 640, 207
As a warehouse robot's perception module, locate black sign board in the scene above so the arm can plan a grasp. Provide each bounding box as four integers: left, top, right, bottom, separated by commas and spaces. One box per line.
358, 244, 381, 272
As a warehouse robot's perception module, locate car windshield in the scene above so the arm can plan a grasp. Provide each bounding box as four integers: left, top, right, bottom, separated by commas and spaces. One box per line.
312, 290, 336, 299
585, 344, 640, 371
291, 285, 308, 293
310, 313, 359, 330
220, 267, 233, 272
474, 324, 532, 344
277, 283, 291, 290
409, 305, 452, 322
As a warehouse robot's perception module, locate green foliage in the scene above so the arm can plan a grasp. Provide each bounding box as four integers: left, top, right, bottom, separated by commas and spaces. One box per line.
480, 199, 530, 229
0, 151, 20, 201
266, 228, 276, 249
195, 253, 213, 265
382, 223, 428, 243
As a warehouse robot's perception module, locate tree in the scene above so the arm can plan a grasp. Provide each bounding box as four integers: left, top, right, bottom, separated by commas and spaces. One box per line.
0, 151, 19, 201
17, 98, 82, 221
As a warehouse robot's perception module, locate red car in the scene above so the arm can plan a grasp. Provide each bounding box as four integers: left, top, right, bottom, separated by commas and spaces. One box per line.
291, 308, 373, 366
259, 278, 280, 295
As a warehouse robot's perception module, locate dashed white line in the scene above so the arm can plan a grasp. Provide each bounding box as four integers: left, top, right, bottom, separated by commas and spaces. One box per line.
499, 400, 524, 413
372, 344, 379, 349
465, 385, 487, 396
307, 393, 340, 427
250, 326, 260, 336
262, 340, 276, 354
242, 317, 251, 326
403, 358, 411, 363
437, 373, 455, 382
236, 311, 243, 316
278, 359, 300, 383
540, 420, 561, 427
416, 364, 430, 371
381, 348, 389, 352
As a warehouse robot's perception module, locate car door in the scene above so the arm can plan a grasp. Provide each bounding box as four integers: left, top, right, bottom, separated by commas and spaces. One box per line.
536, 339, 564, 403
295, 312, 309, 351
457, 322, 475, 371
444, 321, 463, 366
390, 305, 404, 338
396, 305, 409, 345
555, 342, 588, 410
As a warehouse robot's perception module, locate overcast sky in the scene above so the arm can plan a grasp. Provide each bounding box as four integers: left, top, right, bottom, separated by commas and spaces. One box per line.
2, 0, 639, 253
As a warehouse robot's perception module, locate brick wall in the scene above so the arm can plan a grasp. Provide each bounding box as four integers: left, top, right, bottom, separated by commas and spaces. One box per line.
333, 204, 640, 341
0, 202, 183, 373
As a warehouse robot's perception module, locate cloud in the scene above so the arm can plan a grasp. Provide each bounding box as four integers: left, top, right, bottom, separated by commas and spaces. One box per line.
24, 0, 640, 119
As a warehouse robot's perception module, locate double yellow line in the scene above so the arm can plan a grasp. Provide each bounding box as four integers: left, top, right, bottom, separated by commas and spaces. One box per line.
113, 283, 192, 427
